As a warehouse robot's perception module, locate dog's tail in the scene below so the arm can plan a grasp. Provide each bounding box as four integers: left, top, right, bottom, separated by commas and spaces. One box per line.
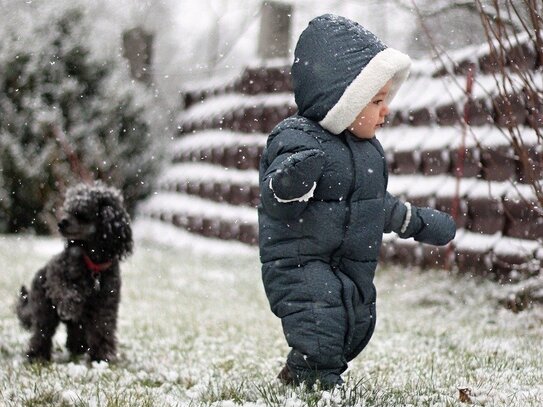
16, 286, 32, 330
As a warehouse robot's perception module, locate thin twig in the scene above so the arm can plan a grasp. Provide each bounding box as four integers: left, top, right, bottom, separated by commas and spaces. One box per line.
416, 0, 543, 209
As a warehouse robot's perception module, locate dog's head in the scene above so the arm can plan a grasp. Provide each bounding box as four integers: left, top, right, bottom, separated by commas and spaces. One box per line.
58, 181, 133, 260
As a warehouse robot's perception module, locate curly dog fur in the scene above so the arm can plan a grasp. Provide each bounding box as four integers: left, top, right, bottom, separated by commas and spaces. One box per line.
16, 182, 133, 362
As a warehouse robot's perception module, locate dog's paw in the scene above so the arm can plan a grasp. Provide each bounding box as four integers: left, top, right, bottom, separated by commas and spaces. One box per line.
89, 352, 117, 364
25, 350, 51, 363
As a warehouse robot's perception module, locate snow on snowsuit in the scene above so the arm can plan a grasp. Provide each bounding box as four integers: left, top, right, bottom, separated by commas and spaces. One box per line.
258, 15, 456, 387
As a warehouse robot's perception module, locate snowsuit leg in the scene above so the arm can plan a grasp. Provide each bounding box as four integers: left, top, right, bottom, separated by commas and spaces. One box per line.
334, 258, 378, 362
262, 259, 348, 387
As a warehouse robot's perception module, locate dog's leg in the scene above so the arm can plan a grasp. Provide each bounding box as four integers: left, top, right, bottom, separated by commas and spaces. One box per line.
85, 313, 118, 362
84, 274, 121, 363
66, 322, 88, 356
26, 305, 59, 362
25, 273, 60, 362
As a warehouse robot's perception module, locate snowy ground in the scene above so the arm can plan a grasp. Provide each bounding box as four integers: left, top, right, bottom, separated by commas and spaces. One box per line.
1, 221, 542, 407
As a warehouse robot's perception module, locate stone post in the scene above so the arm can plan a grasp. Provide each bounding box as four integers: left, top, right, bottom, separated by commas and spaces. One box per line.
257, 1, 292, 59
122, 27, 153, 84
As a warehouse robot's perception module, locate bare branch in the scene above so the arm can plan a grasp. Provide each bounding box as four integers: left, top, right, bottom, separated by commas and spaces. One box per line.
415, 0, 543, 209
396, 0, 524, 31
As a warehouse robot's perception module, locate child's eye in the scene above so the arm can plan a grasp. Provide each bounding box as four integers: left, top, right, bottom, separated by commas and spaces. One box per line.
373, 100, 383, 105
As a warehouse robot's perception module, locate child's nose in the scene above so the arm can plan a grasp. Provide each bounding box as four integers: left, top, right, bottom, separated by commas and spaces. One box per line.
381, 104, 390, 116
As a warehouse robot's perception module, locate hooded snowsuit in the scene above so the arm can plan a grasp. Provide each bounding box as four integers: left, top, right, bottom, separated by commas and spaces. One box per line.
258, 14, 456, 387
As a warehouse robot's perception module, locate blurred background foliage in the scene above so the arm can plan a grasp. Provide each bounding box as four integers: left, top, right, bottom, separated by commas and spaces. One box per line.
0, 4, 160, 233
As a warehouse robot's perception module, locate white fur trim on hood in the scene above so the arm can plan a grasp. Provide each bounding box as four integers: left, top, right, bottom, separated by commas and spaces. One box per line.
319, 48, 411, 135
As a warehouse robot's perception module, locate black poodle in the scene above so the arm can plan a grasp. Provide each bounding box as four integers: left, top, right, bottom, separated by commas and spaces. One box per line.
16, 181, 133, 362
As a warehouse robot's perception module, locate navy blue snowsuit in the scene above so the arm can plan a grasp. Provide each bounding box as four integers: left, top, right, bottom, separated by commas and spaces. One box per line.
258, 15, 456, 388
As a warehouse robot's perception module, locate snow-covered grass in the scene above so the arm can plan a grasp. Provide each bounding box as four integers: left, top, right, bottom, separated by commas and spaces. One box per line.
1, 226, 542, 407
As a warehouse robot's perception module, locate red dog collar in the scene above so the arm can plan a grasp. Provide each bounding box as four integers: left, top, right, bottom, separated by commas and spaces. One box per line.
83, 254, 112, 274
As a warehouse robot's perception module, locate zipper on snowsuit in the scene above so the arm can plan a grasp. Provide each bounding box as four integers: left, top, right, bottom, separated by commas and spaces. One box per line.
331, 131, 357, 264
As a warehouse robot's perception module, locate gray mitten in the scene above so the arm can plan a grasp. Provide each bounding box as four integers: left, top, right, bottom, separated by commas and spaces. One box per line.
271, 149, 325, 201
412, 207, 456, 246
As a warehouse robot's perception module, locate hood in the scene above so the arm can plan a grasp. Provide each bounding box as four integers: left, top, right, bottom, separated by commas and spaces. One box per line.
291, 14, 411, 135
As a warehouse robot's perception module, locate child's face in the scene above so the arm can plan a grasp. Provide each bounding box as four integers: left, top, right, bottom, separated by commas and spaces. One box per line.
348, 80, 392, 139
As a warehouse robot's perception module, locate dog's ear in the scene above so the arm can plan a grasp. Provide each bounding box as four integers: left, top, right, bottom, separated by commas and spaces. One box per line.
100, 204, 117, 223
99, 201, 133, 259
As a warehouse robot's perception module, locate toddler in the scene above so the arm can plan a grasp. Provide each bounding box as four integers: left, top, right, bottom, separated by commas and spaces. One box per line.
258, 14, 456, 388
